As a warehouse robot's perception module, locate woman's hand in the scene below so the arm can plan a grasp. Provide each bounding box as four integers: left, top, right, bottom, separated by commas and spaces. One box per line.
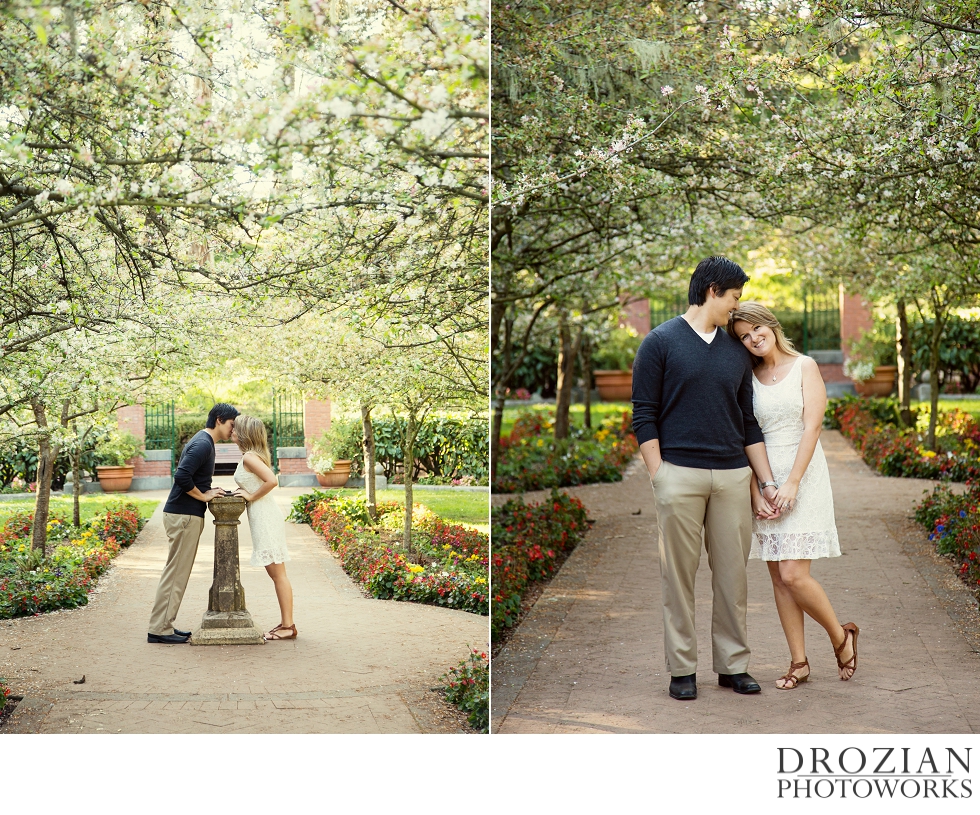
752, 490, 780, 520
234, 488, 252, 503
772, 480, 799, 512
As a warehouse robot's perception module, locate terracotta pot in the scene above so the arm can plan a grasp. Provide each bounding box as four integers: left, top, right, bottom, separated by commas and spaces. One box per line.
96, 465, 135, 492
593, 369, 633, 401
315, 460, 352, 488
854, 365, 898, 398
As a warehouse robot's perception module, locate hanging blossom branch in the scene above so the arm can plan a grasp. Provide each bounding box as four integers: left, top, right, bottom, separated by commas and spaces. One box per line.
492, 89, 707, 210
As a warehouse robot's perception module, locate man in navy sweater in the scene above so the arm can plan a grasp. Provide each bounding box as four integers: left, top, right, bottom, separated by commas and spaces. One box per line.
632, 257, 780, 700
147, 403, 239, 643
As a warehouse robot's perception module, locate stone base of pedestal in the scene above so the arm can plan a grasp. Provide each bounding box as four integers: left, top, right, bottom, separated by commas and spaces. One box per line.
190, 610, 265, 646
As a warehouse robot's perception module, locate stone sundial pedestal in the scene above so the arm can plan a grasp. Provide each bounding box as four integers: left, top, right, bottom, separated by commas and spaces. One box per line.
190, 494, 265, 646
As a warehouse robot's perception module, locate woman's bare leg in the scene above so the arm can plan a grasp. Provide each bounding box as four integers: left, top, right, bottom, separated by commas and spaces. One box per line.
767, 561, 809, 687
264, 562, 294, 628
776, 559, 853, 679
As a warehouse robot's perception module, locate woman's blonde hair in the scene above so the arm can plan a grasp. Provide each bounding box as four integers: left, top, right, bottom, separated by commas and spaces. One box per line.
234, 414, 272, 467
727, 302, 800, 367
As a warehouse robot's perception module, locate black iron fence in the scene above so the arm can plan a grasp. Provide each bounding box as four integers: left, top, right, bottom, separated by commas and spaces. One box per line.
145, 401, 176, 474
648, 288, 841, 354
271, 391, 305, 471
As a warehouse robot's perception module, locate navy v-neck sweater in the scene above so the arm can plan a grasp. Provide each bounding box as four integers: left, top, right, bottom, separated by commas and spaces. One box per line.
631, 316, 764, 469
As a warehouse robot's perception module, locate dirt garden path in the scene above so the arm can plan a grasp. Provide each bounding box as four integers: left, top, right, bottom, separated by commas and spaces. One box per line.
1, 481, 488, 734
491, 431, 980, 734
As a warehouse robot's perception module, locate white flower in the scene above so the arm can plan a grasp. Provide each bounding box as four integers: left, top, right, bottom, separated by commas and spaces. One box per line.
661, 85, 674, 96
695, 84, 708, 94
34, 190, 50, 205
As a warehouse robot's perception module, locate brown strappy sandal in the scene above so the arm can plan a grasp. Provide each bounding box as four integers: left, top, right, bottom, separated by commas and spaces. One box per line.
834, 622, 859, 680
264, 623, 297, 641
775, 659, 809, 690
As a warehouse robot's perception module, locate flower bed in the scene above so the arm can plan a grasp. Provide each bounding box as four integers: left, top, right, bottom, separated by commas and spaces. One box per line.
491, 488, 588, 637
441, 648, 488, 733
494, 410, 638, 493
827, 397, 980, 481
294, 492, 489, 615
0, 677, 11, 712
0, 502, 148, 619
914, 482, 980, 597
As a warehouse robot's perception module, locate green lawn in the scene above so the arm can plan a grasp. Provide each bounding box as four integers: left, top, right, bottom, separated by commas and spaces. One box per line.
499, 401, 632, 437
914, 398, 980, 418
0, 494, 161, 529
310, 488, 489, 533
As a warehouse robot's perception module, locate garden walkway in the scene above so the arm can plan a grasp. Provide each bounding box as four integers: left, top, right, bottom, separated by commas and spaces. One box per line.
1, 480, 487, 734
492, 430, 980, 734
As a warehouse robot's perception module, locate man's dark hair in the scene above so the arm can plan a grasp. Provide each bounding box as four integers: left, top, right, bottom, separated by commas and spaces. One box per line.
206, 403, 240, 428
688, 256, 749, 306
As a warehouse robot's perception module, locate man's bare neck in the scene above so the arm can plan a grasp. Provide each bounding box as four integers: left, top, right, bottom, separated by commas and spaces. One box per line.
682, 307, 719, 334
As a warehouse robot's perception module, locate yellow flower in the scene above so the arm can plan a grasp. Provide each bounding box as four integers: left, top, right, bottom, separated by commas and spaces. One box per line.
408, 564, 424, 574
922, 450, 937, 459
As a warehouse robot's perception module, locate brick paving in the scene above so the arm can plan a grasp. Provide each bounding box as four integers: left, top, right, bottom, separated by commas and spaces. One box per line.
1, 481, 488, 733
491, 431, 980, 734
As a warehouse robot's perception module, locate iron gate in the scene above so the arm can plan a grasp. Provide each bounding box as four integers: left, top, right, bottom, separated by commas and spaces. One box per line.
648, 287, 841, 354
800, 288, 841, 353
271, 391, 305, 471
145, 401, 176, 474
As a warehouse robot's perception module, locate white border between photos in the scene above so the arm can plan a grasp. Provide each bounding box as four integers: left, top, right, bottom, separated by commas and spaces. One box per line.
7, 733, 975, 814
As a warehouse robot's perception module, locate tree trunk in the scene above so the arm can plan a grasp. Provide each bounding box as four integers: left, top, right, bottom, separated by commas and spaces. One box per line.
361, 403, 377, 521
30, 398, 58, 554
72, 423, 82, 528
927, 317, 944, 451
554, 318, 583, 440
581, 335, 593, 430
403, 411, 417, 555
896, 299, 914, 427
490, 390, 506, 484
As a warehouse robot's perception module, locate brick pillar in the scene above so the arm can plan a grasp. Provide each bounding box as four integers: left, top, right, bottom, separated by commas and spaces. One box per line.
115, 403, 172, 489
116, 404, 145, 440
620, 297, 651, 337
840, 283, 874, 353
304, 398, 332, 449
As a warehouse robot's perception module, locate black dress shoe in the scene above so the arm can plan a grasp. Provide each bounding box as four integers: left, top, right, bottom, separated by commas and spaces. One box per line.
669, 674, 697, 700
718, 672, 762, 694
173, 629, 192, 638
147, 632, 190, 644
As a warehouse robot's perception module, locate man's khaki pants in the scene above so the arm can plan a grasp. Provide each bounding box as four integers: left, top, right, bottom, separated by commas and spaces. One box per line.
651, 460, 753, 677
148, 512, 206, 636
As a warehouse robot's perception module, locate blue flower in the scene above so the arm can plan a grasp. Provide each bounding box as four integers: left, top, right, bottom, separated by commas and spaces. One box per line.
937, 525, 945, 532
960, 510, 967, 518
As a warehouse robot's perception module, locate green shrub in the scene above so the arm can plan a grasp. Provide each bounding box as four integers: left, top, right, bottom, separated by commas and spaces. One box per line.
0, 502, 148, 619
298, 491, 488, 615
910, 317, 980, 394
593, 327, 642, 371
93, 431, 144, 467
491, 488, 588, 636
494, 410, 637, 493
370, 416, 488, 481
441, 649, 489, 733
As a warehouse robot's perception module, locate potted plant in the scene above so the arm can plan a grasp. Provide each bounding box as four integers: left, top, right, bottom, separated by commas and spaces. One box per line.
307, 426, 356, 488
93, 431, 144, 492
844, 329, 898, 397
592, 327, 644, 401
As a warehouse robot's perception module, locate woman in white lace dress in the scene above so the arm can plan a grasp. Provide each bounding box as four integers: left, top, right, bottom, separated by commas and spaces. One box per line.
231, 415, 296, 641
728, 304, 857, 689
